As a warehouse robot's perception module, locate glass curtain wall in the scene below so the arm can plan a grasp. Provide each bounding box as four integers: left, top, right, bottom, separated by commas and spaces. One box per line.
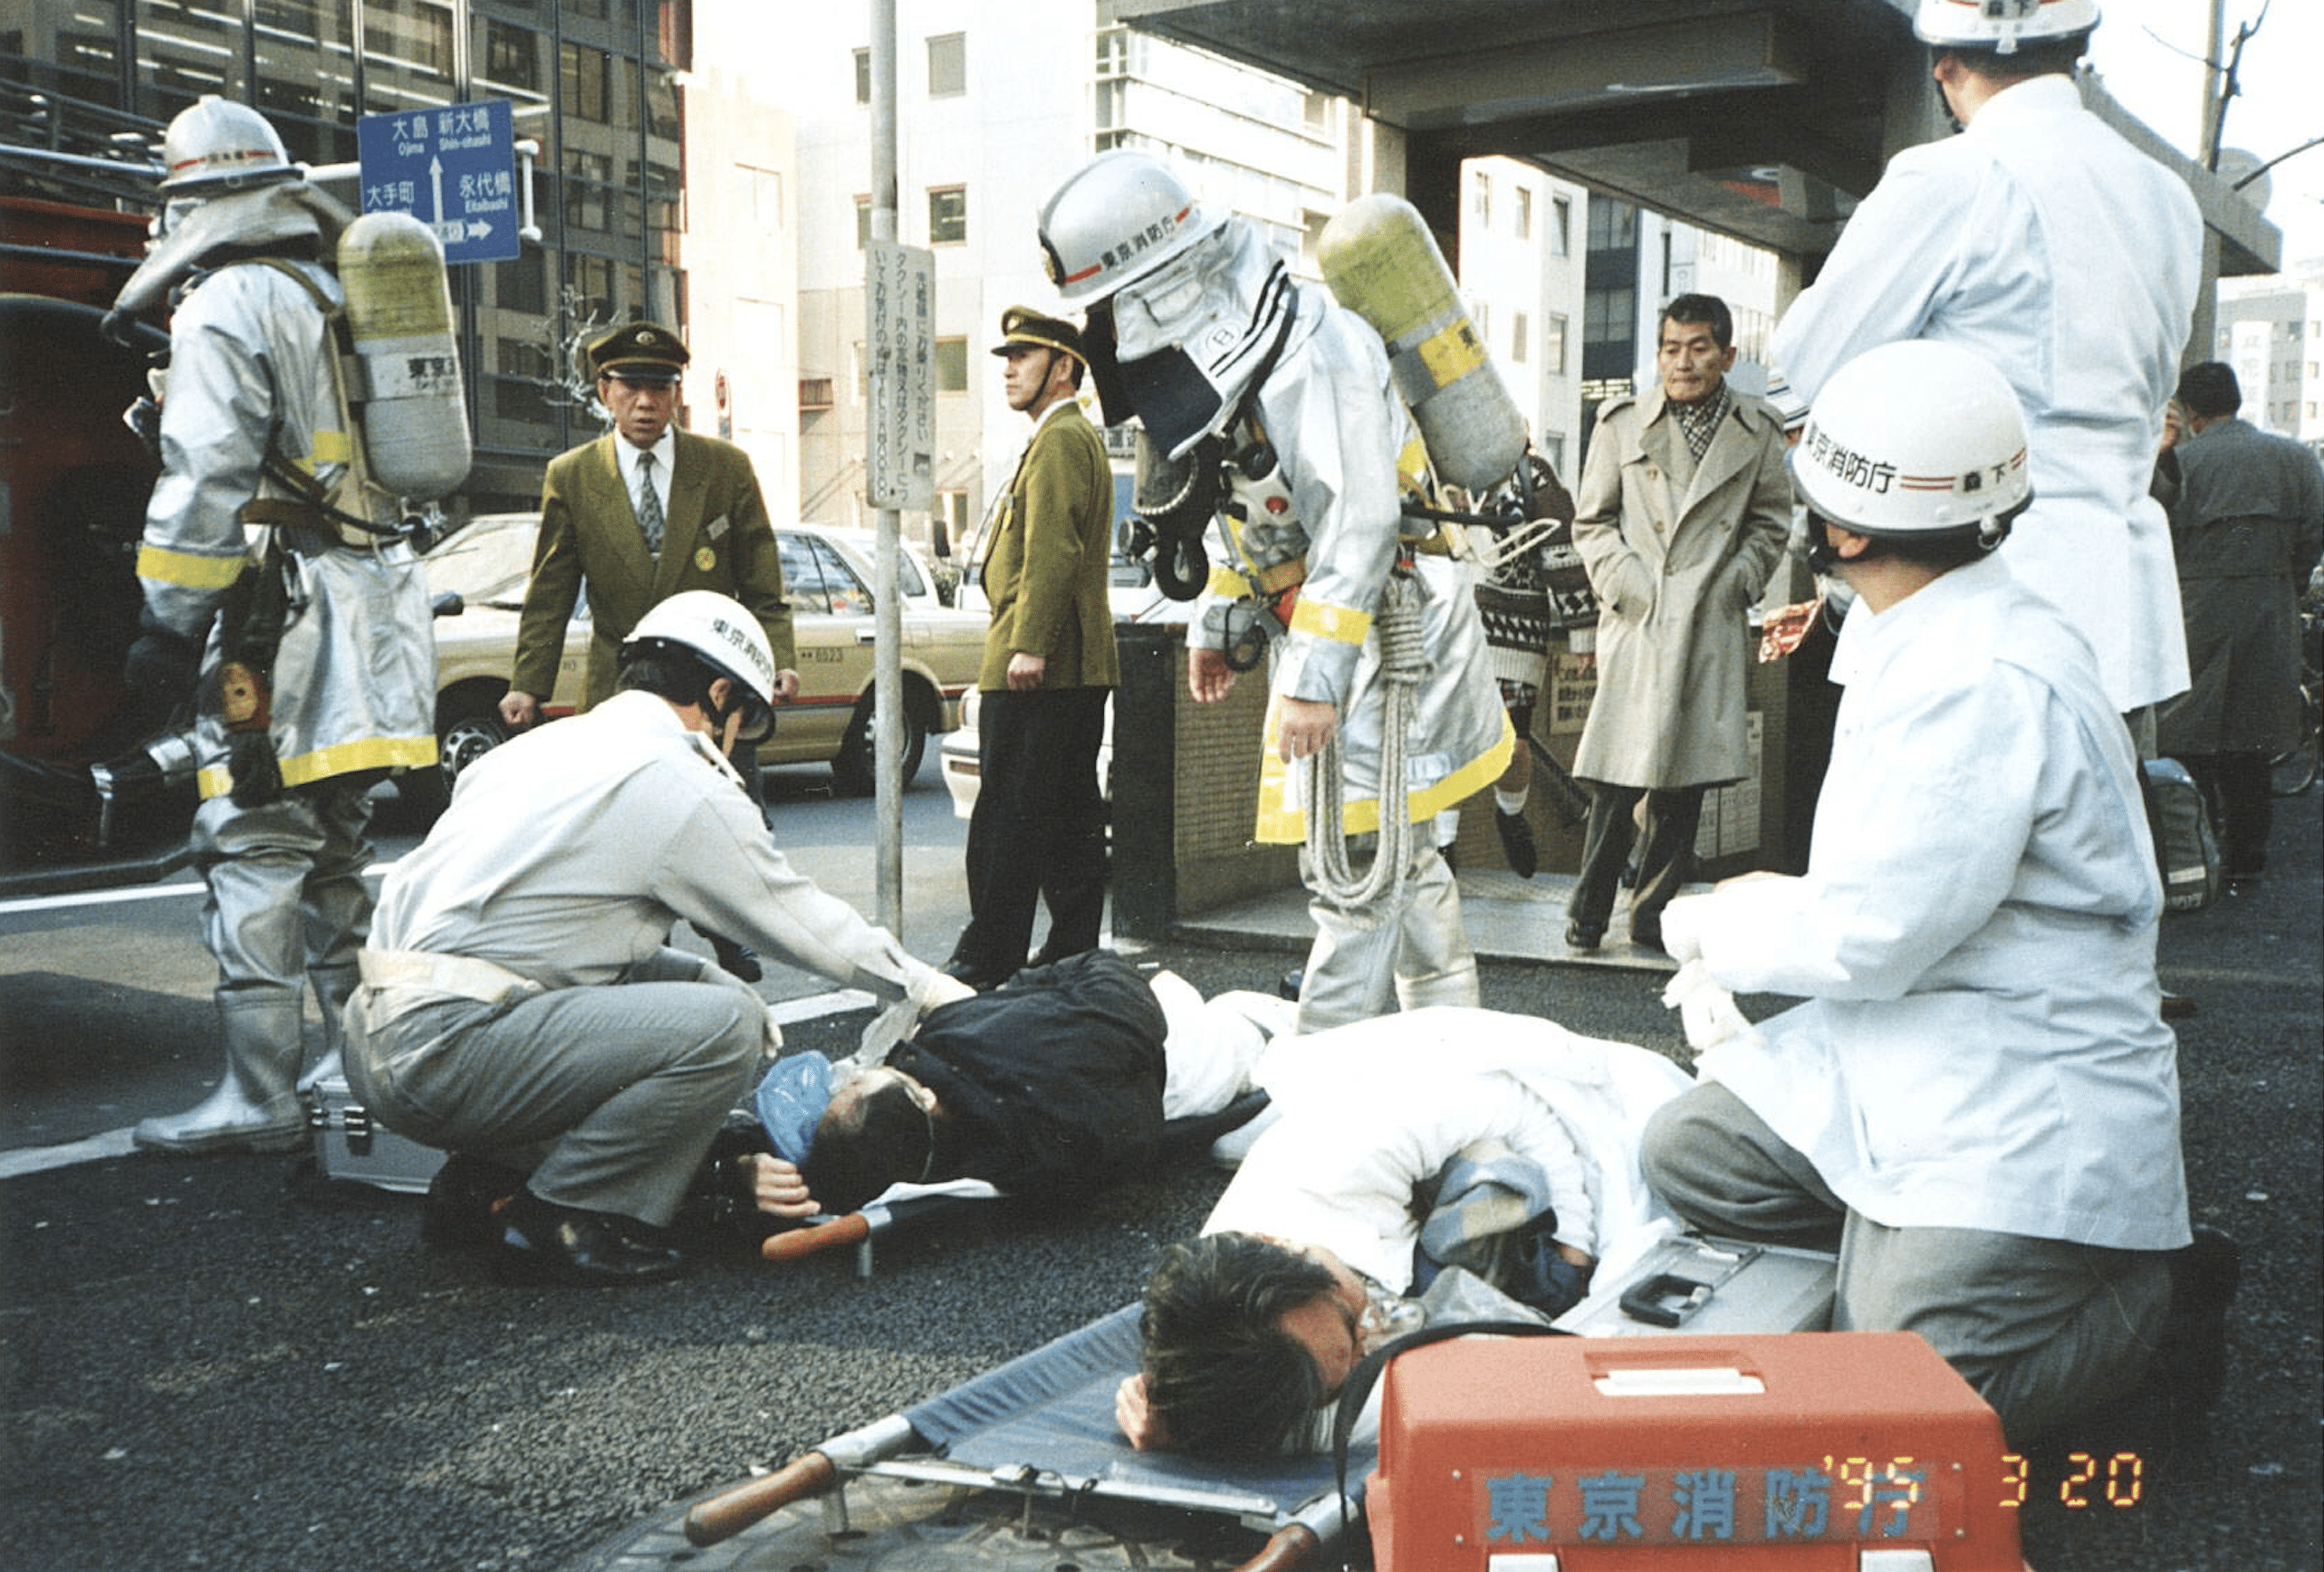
1, 0, 691, 511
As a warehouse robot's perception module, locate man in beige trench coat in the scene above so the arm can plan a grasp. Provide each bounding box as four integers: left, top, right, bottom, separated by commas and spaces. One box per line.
1562, 294, 1790, 953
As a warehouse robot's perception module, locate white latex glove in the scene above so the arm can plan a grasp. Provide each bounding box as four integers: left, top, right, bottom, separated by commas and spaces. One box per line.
1661, 958, 1753, 1055
858, 965, 976, 1062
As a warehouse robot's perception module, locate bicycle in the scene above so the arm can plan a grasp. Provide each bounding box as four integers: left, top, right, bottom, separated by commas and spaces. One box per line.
2269, 591, 2321, 798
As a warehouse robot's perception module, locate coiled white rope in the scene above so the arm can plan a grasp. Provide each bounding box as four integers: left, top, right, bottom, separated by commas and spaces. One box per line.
1304, 570, 1427, 909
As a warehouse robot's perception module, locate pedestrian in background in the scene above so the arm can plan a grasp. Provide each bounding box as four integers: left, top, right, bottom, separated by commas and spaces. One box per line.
2156, 361, 2324, 890
1564, 294, 1789, 954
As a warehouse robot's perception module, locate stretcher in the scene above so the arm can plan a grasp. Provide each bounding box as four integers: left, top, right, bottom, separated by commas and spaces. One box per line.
674, 1301, 1367, 1570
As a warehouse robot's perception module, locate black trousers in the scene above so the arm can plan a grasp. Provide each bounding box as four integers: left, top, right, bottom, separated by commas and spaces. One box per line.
2180, 751, 2273, 878
1566, 781, 1706, 943
950, 685, 1109, 982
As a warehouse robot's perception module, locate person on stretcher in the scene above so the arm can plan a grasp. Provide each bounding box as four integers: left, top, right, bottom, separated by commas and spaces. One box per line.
728, 950, 1292, 1221
1114, 1010, 1692, 1459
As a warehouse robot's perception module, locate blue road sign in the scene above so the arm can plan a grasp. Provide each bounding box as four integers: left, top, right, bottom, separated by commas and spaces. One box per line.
356, 100, 519, 265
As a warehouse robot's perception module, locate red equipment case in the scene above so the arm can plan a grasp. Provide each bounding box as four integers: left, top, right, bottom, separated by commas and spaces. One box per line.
1367, 1331, 2025, 1570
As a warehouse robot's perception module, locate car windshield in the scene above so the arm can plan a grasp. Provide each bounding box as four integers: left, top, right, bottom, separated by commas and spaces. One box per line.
422, 517, 540, 609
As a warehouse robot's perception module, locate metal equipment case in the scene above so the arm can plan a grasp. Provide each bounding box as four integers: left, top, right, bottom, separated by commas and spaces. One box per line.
308, 1072, 443, 1193
1367, 1331, 2024, 1570
1554, 1233, 1837, 1338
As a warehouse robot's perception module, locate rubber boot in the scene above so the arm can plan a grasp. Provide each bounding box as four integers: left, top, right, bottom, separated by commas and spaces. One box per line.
134, 994, 307, 1154
299, 963, 356, 1097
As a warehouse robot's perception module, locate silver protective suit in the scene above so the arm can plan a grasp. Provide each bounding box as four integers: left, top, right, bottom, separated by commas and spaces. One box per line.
1112, 220, 1513, 1030
127, 187, 437, 1151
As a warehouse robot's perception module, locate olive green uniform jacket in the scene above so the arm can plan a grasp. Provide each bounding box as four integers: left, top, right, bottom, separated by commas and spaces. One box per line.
977, 398, 1119, 692
512, 429, 794, 708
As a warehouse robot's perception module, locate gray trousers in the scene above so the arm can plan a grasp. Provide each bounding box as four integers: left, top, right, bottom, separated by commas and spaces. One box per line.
346, 964, 763, 1227
1294, 837, 1477, 1033
1641, 1081, 2170, 1442
194, 777, 377, 1047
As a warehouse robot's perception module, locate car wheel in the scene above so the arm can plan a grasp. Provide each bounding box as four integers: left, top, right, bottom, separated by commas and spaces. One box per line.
438, 705, 511, 791
832, 695, 928, 796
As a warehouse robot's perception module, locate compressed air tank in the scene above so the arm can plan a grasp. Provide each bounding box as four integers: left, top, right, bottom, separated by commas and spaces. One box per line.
1317, 193, 1526, 492
336, 210, 472, 500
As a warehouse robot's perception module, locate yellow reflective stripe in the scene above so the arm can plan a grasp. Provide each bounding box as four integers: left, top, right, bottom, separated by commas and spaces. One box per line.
197, 735, 438, 800
1205, 564, 1256, 599
1397, 435, 1432, 494
1252, 711, 1514, 844
138, 543, 249, 590
308, 429, 352, 465
1414, 318, 1487, 388
1288, 598, 1371, 646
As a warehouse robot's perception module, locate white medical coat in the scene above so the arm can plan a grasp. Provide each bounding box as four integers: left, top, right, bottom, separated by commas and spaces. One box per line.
1203, 1008, 1693, 1294
1770, 74, 2202, 714
1678, 555, 2190, 1252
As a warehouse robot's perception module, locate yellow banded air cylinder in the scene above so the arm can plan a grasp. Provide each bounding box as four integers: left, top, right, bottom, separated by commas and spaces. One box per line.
336, 211, 473, 500
1317, 193, 1526, 492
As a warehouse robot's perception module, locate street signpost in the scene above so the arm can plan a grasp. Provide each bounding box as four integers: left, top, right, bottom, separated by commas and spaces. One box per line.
865, 236, 936, 511
355, 100, 520, 265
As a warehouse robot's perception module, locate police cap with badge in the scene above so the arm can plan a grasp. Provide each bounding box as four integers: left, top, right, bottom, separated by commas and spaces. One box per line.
990, 305, 1086, 368
589, 320, 689, 386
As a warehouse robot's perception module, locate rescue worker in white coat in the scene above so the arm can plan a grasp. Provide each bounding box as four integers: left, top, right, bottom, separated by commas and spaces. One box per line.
1767, 0, 2202, 728
110, 98, 437, 1154
1036, 150, 1511, 1032
1641, 341, 2195, 1443
344, 593, 971, 1285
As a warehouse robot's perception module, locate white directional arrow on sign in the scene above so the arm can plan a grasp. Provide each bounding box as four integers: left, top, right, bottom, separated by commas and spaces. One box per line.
428, 154, 445, 222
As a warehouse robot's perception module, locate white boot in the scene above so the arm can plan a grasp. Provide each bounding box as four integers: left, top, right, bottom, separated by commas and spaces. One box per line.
135, 995, 307, 1154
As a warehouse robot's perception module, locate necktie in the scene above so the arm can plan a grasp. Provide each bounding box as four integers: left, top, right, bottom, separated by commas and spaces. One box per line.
635, 451, 664, 555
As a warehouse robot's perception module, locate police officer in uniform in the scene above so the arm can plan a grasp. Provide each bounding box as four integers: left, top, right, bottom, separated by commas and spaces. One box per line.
944, 308, 1119, 989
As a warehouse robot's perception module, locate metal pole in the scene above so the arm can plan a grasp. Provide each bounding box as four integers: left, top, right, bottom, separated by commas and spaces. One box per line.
869, 0, 905, 935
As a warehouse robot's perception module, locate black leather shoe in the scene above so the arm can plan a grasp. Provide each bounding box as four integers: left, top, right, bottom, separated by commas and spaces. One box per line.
1564, 921, 1603, 954
2159, 991, 2198, 1021
941, 957, 1007, 992
1629, 921, 1666, 954
1278, 968, 1304, 1002
420, 1153, 527, 1251
2158, 1226, 2241, 1419
499, 1190, 687, 1286
1494, 809, 1538, 879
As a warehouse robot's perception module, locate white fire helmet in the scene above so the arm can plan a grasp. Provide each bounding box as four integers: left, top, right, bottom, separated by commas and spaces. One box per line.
625, 590, 778, 741
158, 96, 298, 193
1792, 340, 2031, 539
1914, 0, 2099, 54
1038, 149, 1225, 305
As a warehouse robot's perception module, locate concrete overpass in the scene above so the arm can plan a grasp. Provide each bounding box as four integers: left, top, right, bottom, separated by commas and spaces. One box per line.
1112, 0, 2280, 340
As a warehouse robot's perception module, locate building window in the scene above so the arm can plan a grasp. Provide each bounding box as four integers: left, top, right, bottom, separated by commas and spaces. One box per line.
928, 186, 967, 244
1473, 300, 1490, 341
1544, 433, 1567, 474
1512, 311, 1530, 365
853, 46, 869, 104
562, 149, 612, 232
855, 195, 870, 248
1470, 168, 1491, 228
1552, 196, 1571, 256
800, 377, 834, 412
562, 42, 610, 123
1546, 312, 1569, 375
1515, 187, 1532, 241
745, 167, 783, 231
1096, 26, 1128, 76
1303, 90, 1331, 134
1095, 78, 1126, 131
927, 33, 965, 97
483, 20, 540, 92
935, 336, 968, 393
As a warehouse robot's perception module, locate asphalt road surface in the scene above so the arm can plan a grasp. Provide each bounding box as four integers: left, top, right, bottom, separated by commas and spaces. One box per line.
0, 777, 2315, 1572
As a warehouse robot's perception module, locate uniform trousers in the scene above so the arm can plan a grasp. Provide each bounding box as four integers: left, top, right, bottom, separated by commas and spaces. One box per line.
951, 684, 1110, 982
1567, 782, 1706, 944
345, 963, 763, 1227
1641, 1081, 2170, 1442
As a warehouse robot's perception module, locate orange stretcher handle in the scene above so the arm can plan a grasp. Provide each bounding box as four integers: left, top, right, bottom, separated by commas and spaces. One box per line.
761, 1211, 872, 1262
681, 1451, 838, 1546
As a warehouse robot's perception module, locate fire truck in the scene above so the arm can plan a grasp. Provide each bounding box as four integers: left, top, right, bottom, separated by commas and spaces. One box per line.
0, 90, 186, 896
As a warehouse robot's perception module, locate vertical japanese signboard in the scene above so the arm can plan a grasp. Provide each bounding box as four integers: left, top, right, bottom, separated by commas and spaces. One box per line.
355, 100, 520, 265
865, 237, 936, 511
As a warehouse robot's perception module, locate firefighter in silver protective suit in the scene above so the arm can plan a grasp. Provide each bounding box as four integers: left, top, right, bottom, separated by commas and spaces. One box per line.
110, 97, 439, 1154
1037, 151, 1512, 1033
